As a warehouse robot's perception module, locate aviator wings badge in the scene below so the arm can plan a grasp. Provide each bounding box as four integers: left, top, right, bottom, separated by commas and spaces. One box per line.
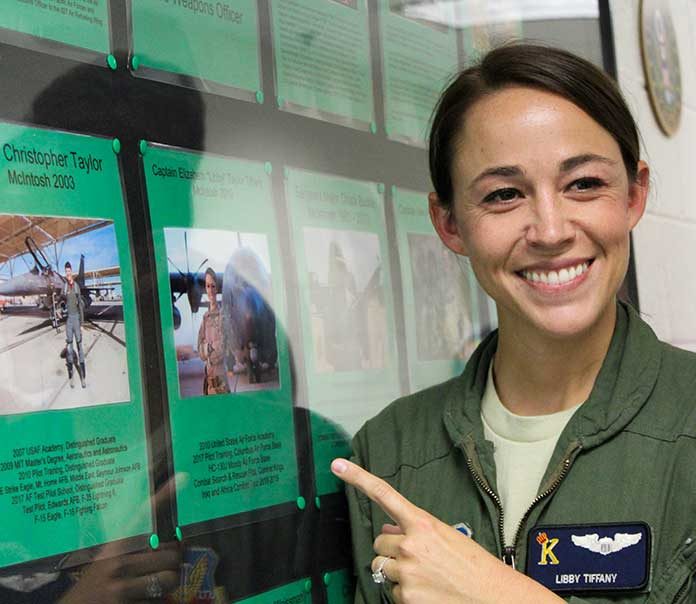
571, 532, 642, 556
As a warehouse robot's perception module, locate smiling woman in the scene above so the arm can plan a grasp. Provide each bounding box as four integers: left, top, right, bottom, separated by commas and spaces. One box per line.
335, 44, 696, 604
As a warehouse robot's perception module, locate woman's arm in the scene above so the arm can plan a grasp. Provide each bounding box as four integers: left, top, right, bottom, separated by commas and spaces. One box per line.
337, 458, 565, 604
197, 316, 208, 362
346, 442, 393, 604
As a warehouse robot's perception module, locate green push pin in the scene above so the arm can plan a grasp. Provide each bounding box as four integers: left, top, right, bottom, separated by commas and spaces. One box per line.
369, 122, 377, 134
323, 573, 331, 586
175, 526, 183, 542
149, 534, 160, 550
131, 55, 141, 71
314, 496, 321, 509
139, 140, 148, 155
264, 162, 273, 175
106, 54, 117, 71
296, 496, 306, 510
256, 90, 264, 104
303, 579, 312, 593
112, 138, 121, 154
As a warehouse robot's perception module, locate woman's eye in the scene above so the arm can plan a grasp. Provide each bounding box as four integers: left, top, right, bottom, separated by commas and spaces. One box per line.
483, 188, 520, 204
569, 177, 604, 191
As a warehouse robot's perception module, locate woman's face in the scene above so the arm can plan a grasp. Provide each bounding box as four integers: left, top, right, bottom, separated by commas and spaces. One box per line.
205, 273, 218, 308
430, 86, 649, 340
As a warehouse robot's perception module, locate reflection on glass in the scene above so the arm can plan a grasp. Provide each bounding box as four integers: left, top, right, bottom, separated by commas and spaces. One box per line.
305, 227, 386, 373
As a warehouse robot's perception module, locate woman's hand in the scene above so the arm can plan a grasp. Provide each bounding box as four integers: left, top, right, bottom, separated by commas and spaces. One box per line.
60, 470, 184, 603
332, 458, 563, 604
58, 543, 180, 604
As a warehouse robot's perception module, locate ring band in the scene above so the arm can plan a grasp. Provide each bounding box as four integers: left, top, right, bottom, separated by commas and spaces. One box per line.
145, 573, 164, 599
371, 556, 390, 584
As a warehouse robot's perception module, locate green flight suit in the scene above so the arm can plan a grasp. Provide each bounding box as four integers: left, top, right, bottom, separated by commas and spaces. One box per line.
348, 303, 696, 603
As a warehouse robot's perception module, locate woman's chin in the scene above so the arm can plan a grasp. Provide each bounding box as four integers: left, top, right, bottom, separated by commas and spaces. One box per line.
517, 304, 614, 342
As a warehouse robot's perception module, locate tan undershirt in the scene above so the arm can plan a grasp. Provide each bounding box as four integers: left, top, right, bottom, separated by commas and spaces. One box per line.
481, 364, 581, 546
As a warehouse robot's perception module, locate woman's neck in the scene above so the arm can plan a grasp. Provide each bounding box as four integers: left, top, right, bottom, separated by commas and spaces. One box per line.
492, 304, 617, 416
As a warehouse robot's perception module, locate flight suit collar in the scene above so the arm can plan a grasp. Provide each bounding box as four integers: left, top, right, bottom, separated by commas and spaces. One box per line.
443, 302, 663, 482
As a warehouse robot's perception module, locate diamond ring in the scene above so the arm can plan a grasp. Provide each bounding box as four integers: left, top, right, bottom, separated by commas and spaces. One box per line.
145, 573, 164, 599
371, 556, 390, 584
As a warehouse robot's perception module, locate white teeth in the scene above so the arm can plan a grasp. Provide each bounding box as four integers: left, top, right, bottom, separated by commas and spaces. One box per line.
521, 262, 590, 285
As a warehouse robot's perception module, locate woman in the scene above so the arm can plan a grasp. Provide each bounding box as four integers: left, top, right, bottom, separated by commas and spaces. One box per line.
198, 267, 230, 395
332, 44, 696, 603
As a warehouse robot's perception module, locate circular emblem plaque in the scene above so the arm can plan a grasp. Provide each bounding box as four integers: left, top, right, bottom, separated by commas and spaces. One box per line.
640, 0, 682, 136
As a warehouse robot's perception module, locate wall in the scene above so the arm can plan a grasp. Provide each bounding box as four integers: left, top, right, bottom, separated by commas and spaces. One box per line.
611, 0, 696, 351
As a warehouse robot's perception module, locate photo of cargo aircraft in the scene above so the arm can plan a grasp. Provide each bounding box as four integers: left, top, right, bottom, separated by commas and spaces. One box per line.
168, 232, 277, 373
165, 228, 278, 396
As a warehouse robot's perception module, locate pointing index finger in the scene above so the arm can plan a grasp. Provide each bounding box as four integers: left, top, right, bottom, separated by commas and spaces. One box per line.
332, 458, 421, 531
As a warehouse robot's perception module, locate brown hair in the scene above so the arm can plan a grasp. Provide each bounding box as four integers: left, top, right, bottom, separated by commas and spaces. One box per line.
429, 43, 640, 209
204, 267, 217, 286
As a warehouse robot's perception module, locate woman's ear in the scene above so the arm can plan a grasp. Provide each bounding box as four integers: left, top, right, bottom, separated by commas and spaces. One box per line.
627, 160, 649, 230
428, 192, 469, 256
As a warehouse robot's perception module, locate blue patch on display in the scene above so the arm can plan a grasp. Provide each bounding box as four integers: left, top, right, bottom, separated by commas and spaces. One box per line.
181, 546, 219, 598
525, 523, 651, 594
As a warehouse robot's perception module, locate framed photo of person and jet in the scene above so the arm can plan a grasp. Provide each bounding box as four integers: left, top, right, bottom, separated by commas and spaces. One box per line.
140, 142, 300, 532
0, 121, 152, 570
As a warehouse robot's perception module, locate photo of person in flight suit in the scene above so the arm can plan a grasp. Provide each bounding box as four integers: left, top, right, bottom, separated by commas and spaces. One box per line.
197, 267, 230, 395
62, 261, 86, 389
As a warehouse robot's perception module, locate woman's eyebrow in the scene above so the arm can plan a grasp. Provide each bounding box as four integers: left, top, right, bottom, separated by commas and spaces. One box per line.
468, 154, 618, 190
468, 165, 524, 190
559, 153, 618, 172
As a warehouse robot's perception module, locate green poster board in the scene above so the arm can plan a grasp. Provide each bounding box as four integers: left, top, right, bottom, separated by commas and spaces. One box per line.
270, 0, 376, 131
236, 578, 312, 603
141, 144, 299, 528
0, 0, 110, 57
285, 168, 400, 496
129, 1, 262, 99
0, 123, 151, 568
391, 187, 482, 392
323, 568, 354, 603
379, 0, 459, 147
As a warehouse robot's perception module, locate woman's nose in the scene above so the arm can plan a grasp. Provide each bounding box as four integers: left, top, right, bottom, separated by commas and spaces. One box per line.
525, 194, 575, 249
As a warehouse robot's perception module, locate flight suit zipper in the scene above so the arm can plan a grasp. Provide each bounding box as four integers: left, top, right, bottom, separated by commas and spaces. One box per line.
466, 442, 582, 569
465, 456, 507, 561
672, 580, 689, 604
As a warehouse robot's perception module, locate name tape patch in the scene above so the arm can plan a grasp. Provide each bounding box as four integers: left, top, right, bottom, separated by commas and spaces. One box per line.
525, 523, 651, 594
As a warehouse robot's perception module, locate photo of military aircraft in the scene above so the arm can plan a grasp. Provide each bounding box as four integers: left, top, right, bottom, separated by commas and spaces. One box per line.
0, 235, 119, 327
303, 226, 388, 373
165, 228, 279, 398
0, 214, 130, 416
